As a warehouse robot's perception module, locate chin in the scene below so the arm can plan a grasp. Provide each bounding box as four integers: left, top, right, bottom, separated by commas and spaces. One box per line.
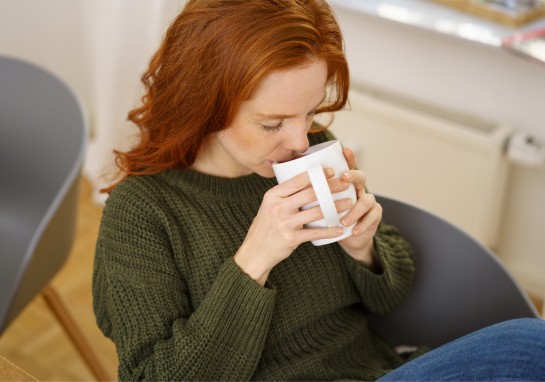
254, 164, 276, 178
258, 170, 276, 179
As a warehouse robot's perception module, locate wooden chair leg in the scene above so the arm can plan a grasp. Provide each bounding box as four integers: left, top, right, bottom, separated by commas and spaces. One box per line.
41, 285, 112, 381
0, 354, 38, 381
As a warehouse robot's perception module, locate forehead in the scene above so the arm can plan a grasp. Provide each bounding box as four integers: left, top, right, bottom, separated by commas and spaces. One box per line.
244, 59, 328, 116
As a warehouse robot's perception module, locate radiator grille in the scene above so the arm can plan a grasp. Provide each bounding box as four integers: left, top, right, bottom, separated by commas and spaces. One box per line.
352, 84, 498, 134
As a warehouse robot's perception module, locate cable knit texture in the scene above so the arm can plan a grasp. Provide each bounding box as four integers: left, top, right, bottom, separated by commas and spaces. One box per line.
93, 131, 420, 381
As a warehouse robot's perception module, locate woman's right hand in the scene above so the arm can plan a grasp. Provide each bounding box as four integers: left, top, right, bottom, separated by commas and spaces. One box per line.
234, 168, 353, 285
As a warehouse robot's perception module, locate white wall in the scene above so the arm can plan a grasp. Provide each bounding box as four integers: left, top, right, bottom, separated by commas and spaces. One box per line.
0, 0, 186, 202
0, 0, 92, 105
330, 5, 545, 297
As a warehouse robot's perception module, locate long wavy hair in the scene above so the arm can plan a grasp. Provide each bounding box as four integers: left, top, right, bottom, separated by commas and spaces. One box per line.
104, 0, 349, 192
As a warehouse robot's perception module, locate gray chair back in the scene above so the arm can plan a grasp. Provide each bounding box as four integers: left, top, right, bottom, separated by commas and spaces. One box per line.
0, 56, 87, 333
368, 195, 540, 348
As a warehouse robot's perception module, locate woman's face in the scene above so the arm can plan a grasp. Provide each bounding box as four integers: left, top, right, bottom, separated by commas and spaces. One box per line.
193, 59, 328, 178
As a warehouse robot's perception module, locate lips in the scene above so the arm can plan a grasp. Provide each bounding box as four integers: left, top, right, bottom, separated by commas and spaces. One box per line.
272, 154, 301, 164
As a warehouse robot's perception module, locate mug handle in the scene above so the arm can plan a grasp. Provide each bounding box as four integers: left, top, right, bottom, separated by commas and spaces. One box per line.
307, 165, 340, 227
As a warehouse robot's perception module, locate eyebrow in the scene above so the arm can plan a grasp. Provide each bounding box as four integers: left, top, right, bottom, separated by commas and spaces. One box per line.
255, 94, 326, 120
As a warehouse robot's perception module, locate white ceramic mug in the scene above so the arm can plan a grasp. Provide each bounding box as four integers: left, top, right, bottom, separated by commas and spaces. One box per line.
272, 140, 357, 246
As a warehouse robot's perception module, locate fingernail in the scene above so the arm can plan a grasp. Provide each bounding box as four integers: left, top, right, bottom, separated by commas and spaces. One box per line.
325, 168, 335, 177
342, 218, 351, 226
335, 227, 344, 235
343, 172, 352, 180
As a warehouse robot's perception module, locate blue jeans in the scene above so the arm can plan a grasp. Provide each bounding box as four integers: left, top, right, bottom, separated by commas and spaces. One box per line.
378, 318, 545, 381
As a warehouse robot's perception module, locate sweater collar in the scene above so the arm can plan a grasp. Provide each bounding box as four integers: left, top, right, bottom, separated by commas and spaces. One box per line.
161, 169, 277, 199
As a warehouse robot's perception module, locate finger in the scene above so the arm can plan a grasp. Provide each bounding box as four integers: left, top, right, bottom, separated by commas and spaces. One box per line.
341, 193, 378, 227
274, 167, 335, 198
290, 198, 354, 227
327, 177, 352, 194
340, 170, 366, 194
290, 176, 353, 212
343, 147, 357, 170
335, 197, 355, 214
278, 215, 346, 246
268, 168, 339, 215
351, 202, 382, 236
297, 226, 345, 244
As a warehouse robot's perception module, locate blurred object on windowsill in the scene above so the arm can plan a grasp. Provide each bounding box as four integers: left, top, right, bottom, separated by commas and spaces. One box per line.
502, 26, 545, 65
429, 0, 545, 26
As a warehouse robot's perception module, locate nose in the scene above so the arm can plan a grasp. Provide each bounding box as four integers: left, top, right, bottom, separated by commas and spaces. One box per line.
284, 121, 310, 153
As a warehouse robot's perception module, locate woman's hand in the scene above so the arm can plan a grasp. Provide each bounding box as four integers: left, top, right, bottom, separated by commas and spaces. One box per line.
235, 169, 352, 285
337, 147, 383, 267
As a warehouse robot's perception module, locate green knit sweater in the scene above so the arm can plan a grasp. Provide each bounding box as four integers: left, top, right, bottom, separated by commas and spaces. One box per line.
93, 131, 418, 381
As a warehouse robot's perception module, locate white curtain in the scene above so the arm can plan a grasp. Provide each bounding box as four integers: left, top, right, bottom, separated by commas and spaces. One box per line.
0, 0, 186, 203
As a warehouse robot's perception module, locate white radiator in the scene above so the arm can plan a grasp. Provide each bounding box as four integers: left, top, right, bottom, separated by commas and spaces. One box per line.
329, 86, 513, 248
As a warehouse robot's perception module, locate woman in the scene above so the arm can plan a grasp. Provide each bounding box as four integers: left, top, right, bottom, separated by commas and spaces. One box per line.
93, 0, 545, 381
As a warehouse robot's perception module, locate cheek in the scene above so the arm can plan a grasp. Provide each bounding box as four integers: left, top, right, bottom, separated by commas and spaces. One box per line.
218, 128, 246, 149
237, 131, 258, 148
221, 119, 255, 144
218, 128, 262, 162
227, 125, 270, 148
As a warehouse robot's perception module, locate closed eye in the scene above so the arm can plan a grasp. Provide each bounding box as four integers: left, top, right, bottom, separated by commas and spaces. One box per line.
261, 105, 319, 132
262, 120, 283, 132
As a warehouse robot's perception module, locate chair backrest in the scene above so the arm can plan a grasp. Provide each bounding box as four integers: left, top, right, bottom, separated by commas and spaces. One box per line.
0, 56, 87, 333
367, 195, 540, 348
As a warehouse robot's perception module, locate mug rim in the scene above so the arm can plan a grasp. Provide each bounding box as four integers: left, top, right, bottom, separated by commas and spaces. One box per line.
272, 140, 339, 168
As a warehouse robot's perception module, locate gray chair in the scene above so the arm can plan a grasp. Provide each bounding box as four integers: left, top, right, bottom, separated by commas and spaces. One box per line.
368, 194, 540, 349
0, 56, 109, 380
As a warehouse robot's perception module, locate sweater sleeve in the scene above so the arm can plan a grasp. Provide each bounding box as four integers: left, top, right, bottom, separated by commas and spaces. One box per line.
341, 222, 415, 316
92, 182, 277, 381
309, 128, 416, 315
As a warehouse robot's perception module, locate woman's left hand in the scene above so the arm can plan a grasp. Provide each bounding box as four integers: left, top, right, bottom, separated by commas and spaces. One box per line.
337, 147, 382, 267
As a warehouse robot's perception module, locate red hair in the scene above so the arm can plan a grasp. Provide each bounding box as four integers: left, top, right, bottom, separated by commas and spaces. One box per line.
104, 0, 349, 192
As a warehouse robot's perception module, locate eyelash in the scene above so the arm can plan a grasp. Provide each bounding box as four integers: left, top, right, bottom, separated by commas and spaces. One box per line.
261, 109, 317, 132
262, 121, 283, 132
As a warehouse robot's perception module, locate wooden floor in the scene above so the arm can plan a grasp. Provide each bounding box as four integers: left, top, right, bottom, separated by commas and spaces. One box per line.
0, 177, 118, 381
0, 176, 543, 381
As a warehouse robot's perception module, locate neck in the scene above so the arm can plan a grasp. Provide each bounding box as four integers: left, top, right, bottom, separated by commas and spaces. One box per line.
191, 133, 251, 178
